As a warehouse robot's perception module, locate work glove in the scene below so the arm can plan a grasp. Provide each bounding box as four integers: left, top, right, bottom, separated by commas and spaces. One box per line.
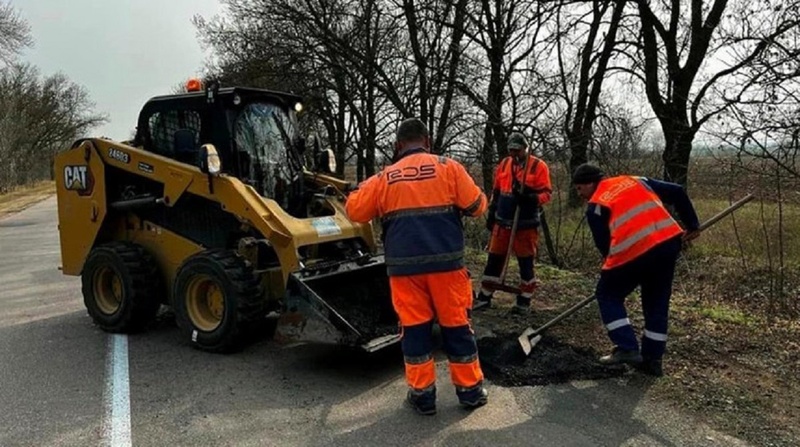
521, 191, 539, 207
683, 228, 701, 242
486, 200, 497, 231
681, 227, 701, 250
513, 185, 539, 208
485, 215, 496, 232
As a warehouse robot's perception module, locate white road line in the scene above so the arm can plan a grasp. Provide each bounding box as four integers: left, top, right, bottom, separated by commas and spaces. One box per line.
104, 334, 132, 447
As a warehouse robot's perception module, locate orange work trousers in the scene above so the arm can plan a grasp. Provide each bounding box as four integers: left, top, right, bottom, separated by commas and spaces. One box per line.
487, 226, 539, 257
389, 268, 484, 392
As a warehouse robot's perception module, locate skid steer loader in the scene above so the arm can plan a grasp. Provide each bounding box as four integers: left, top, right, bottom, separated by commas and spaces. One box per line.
53, 80, 400, 353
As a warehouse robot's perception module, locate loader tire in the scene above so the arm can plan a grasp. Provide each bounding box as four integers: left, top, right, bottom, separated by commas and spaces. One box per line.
81, 242, 161, 333
172, 249, 266, 353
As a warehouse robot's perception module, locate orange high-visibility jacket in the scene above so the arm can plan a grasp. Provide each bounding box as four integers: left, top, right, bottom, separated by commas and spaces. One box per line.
346, 150, 487, 276
589, 176, 683, 269
492, 154, 552, 229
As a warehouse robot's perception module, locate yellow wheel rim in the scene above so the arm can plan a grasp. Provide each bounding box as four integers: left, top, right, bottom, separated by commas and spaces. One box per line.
186, 275, 225, 332
93, 266, 123, 315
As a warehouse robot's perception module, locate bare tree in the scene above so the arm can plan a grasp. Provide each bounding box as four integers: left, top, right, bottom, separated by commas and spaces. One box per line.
552, 0, 629, 205
457, 0, 558, 191
0, 1, 32, 66
0, 64, 106, 191
625, 0, 800, 186
196, 0, 476, 179
195, 0, 380, 177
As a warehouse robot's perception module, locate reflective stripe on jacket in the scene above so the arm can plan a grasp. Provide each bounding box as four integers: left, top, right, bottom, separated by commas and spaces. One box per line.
492, 154, 552, 229
345, 151, 487, 276
589, 176, 683, 270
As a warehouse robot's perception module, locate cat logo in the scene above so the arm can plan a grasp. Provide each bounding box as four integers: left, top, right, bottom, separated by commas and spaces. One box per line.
63, 165, 94, 195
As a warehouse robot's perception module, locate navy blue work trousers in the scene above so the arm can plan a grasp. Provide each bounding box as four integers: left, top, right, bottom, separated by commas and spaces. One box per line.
595, 236, 682, 360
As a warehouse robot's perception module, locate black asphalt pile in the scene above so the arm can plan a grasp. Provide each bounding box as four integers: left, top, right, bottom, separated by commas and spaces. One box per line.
477, 335, 627, 387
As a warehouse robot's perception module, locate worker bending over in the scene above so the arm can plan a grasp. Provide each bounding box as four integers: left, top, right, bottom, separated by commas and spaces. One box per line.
572, 163, 700, 377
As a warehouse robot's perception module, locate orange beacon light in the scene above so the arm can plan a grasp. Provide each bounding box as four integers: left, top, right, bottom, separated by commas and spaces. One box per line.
186, 78, 203, 92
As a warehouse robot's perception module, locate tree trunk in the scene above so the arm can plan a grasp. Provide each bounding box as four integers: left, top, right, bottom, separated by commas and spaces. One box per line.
661, 120, 695, 186
567, 132, 589, 206
333, 75, 348, 178
356, 138, 365, 182
481, 57, 504, 192
363, 1, 377, 177
481, 122, 495, 193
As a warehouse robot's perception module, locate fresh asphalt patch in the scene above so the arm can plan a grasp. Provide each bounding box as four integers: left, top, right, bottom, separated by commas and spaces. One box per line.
477, 334, 627, 387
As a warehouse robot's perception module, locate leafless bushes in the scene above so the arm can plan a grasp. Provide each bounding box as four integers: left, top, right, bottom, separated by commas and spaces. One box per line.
0, 3, 105, 193
0, 64, 106, 193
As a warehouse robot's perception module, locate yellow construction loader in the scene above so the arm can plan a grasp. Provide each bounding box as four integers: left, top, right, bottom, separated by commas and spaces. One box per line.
54, 81, 399, 353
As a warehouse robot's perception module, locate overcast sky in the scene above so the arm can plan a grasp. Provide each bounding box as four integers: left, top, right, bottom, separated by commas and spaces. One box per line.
14, 0, 224, 141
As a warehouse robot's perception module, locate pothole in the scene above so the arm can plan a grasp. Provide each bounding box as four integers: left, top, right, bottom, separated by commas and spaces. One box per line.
478, 335, 627, 386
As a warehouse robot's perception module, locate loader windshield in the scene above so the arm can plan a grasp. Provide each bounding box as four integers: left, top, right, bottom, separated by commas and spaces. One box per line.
234, 102, 301, 207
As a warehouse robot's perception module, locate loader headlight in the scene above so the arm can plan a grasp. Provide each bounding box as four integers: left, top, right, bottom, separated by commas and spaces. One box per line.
200, 144, 222, 175
294, 102, 303, 113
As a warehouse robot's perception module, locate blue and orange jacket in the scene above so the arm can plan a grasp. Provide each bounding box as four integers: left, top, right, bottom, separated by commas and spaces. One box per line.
490, 154, 552, 229
587, 176, 697, 270
345, 148, 487, 276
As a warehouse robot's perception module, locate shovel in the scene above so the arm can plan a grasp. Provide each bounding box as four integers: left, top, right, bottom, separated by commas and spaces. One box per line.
479, 206, 524, 295
480, 157, 537, 296
517, 192, 755, 356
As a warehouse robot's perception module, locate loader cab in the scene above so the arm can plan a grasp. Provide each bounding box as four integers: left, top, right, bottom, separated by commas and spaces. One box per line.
133, 83, 308, 214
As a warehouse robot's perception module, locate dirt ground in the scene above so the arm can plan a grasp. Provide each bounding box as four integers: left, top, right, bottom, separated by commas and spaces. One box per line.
467, 254, 800, 447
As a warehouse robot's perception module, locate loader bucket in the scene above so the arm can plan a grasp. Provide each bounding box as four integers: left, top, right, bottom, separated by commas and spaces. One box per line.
276, 255, 401, 352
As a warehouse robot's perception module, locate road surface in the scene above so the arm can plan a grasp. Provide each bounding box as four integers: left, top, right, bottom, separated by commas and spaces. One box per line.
0, 197, 750, 446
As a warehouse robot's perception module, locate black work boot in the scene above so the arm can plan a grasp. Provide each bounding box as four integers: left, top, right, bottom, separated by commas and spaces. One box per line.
509, 304, 529, 315
457, 385, 488, 410
509, 295, 531, 315
599, 347, 643, 365
406, 387, 437, 416
473, 291, 493, 311
635, 358, 664, 377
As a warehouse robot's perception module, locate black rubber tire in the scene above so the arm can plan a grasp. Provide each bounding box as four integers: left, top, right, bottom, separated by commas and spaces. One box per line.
81, 242, 161, 333
172, 249, 266, 353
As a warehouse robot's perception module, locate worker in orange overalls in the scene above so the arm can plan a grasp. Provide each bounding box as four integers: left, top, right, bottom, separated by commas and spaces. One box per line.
475, 131, 552, 314
345, 117, 489, 415
572, 163, 700, 377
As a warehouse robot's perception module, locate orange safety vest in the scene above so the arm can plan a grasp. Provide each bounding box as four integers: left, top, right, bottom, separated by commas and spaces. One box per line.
589, 176, 683, 270
495, 156, 540, 193
492, 154, 551, 229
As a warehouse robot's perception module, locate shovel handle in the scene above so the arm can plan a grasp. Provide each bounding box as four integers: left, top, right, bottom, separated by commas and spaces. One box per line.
530, 294, 597, 338
698, 193, 754, 232
523, 193, 755, 345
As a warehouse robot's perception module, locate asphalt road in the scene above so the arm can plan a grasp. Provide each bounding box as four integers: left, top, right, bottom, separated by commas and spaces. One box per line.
0, 197, 751, 447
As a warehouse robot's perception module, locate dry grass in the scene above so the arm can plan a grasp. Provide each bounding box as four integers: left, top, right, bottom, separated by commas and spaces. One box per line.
462, 184, 800, 446
0, 181, 56, 219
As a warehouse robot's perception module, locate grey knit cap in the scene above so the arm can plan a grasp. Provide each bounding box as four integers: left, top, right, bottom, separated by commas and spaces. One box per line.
507, 132, 528, 150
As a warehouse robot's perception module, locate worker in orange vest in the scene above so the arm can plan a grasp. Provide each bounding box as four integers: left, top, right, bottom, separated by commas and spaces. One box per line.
572, 163, 701, 377
345, 118, 489, 415
475, 131, 552, 314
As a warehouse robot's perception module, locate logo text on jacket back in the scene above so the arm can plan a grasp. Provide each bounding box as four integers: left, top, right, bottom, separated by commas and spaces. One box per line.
386, 164, 436, 184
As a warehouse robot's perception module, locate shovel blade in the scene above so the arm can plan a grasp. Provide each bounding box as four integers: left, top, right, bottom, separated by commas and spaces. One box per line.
517, 327, 540, 356
480, 280, 522, 295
